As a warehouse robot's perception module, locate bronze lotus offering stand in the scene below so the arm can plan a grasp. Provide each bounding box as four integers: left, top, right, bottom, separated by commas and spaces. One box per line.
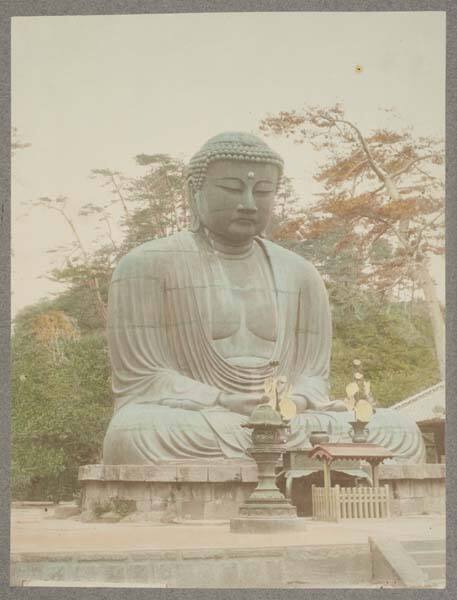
345, 359, 376, 444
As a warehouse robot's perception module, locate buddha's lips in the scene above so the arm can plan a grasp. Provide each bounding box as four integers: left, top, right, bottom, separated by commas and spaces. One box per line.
233, 217, 258, 224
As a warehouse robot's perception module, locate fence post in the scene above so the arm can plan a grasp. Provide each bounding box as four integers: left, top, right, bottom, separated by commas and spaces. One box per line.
334, 484, 341, 521
323, 461, 331, 520
311, 483, 316, 520
311, 484, 315, 520
342, 487, 347, 519
385, 484, 390, 517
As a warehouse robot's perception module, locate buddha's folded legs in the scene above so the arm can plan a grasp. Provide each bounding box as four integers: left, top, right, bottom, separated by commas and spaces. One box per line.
103, 402, 425, 465
102, 404, 251, 464
287, 410, 426, 463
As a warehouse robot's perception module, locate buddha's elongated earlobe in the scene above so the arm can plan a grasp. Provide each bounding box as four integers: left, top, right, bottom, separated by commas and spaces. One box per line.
187, 181, 202, 232
190, 211, 201, 233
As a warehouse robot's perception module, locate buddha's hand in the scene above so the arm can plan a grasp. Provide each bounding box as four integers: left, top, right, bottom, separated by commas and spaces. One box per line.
158, 398, 210, 411
291, 392, 348, 413
328, 399, 349, 412
217, 392, 267, 416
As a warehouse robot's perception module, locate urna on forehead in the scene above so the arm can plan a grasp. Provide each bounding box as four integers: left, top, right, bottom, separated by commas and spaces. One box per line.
187, 131, 284, 190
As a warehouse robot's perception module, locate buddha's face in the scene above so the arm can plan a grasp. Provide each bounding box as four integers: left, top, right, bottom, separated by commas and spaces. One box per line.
196, 160, 279, 243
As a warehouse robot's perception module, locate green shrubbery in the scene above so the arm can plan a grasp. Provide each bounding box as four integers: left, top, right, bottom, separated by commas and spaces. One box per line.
330, 301, 440, 406
93, 497, 137, 519
11, 308, 112, 501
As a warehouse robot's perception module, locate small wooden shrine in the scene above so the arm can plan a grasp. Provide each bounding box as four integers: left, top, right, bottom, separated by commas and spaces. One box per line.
309, 443, 393, 521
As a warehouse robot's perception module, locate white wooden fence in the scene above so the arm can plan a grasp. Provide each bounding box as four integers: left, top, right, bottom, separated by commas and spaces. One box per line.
311, 485, 340, 521
312, 484, 390, 521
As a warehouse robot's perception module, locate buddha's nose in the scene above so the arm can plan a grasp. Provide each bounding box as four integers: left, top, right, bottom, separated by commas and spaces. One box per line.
237, 191, 257, 214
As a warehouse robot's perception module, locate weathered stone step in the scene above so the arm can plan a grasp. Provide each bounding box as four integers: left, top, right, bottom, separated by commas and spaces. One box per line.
22, 580, 168, 587
409, 550, 445, 566
427, 580, 446, 588
422, 565, 445, 581
402, 539, 445, 553
11, 543, 373, 588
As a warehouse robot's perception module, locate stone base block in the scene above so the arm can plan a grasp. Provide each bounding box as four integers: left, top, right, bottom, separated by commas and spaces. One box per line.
52, 506, 81, 520
379, 463, 446, 516
79, 462, 257, 520
230, 516, 306, 533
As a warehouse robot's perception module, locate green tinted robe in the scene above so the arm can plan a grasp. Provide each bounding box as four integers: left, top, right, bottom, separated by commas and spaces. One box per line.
103, 231, 424, 464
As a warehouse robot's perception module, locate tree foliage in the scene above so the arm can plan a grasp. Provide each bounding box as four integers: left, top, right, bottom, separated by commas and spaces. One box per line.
330, 301, 440, 406
12, 153, 188, 499
12, 306, 111, 500
261, 105, 444, 282
121, 154, 188, 252
260, 104, 445, 376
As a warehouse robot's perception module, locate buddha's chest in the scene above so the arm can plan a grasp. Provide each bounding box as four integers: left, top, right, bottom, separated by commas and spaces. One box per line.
206, 251, 278, 345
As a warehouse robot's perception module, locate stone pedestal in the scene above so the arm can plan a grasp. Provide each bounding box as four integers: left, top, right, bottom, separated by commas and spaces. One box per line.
78, 461, 257, 520
230, 515, 306, 533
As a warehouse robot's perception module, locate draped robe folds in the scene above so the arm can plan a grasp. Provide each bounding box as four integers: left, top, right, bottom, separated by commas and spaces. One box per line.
103, 231, 425, 465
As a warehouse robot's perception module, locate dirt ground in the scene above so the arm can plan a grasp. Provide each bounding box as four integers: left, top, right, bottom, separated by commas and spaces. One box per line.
11, 506, 445, 554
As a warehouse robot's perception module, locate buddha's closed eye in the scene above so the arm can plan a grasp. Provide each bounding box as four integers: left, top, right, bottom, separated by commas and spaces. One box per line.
217, 184, 243, 192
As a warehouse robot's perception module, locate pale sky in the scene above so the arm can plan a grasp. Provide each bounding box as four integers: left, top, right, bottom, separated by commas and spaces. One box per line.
11, 11, 446, 316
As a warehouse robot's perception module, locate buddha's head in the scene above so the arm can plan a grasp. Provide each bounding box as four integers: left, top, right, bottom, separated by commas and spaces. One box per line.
186, 132, 284, 243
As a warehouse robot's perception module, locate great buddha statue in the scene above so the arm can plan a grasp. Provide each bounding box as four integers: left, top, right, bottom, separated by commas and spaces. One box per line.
103, 132, 425, 465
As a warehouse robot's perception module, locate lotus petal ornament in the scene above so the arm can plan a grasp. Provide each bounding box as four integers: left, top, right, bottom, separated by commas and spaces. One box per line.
264, 377, 277, 407
355, 398, 374, 422
279, 386, 296, 420
346, 381, 359, 398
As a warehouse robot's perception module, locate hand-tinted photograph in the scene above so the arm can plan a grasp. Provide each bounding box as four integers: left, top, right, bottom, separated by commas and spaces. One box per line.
10, 10, 445, 588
